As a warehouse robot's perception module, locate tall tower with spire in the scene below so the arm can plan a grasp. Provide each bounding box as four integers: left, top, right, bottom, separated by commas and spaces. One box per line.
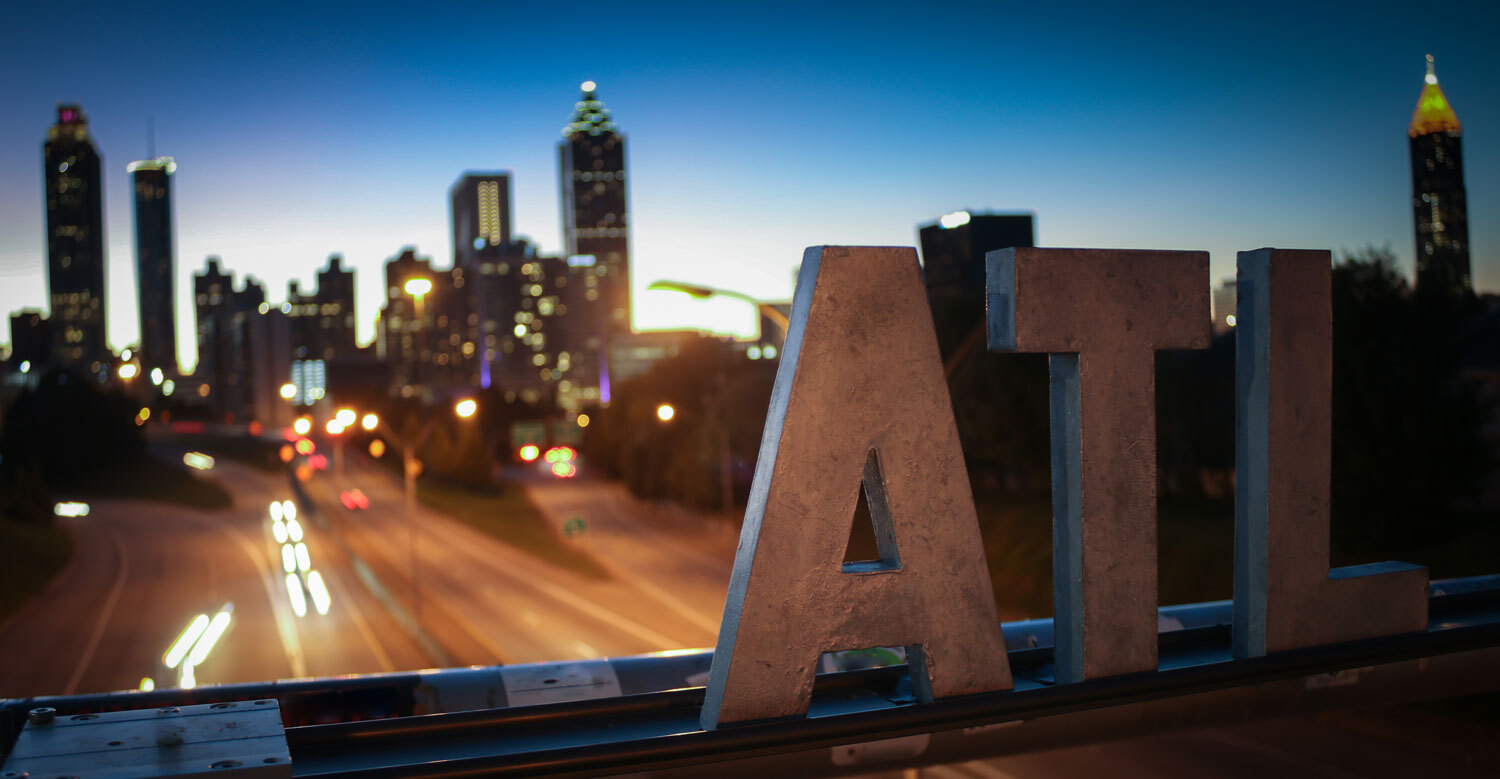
1409, 54, 1470, 298
559, 81, 630, 334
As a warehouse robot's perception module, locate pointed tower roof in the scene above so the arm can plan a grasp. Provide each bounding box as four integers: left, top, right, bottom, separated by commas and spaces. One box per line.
562, 81, 619, 137
1410, 55, 1462, 138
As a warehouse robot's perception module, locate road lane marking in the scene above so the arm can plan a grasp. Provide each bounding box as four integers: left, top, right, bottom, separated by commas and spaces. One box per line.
63, 524, 128, 695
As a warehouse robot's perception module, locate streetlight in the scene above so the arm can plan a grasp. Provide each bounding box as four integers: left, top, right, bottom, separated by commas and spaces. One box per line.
647, 280, 790, 336
293, 416, 312, 436
369, 398, 478, 623
360, 413, 379, 431
402, 277, 433, 392
279, 382, 297, 400
656, 403, 675, 422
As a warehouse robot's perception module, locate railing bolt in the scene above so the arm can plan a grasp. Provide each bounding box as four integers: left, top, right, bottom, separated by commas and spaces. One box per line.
26, 707, 55, 725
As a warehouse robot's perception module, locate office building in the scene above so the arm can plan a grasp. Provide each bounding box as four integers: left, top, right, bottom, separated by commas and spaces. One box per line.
193, 256, 266, 421
1409, 55, 1471, 298
9, 310, 51, 371
287, 255, 357, 362
559, 81, 630, 335
450, 173, 526, 389
918, 211, 1035, 357
43, 104, 109, 376
129, 156, 179, 376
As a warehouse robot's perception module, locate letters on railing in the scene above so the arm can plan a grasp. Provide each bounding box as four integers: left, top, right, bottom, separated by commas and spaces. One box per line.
701, 245, 1430, 729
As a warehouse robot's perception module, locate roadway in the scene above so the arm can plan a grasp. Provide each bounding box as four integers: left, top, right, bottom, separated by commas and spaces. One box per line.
0, 451, 421, 698
300, 453, 718, 665
2, 444, 1495, 777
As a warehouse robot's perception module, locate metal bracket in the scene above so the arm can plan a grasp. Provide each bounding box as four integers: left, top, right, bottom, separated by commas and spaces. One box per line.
2, 700, 290, 778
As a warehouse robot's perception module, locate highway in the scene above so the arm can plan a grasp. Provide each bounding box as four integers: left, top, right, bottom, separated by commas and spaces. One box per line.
0, 444, 722, 698
1, 444, 1495, 777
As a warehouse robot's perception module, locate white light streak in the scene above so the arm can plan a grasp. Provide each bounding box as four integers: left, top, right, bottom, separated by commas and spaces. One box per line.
286, 573, 307, 617
306, 570, 331, 615
164, 614, 210, 668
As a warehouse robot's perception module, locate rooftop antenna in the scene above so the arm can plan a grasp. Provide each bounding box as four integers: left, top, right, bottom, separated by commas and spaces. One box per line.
147, 116, 156, 159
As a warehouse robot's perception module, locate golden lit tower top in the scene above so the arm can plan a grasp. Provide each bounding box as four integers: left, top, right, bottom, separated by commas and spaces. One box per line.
1409, 54, 1461, 138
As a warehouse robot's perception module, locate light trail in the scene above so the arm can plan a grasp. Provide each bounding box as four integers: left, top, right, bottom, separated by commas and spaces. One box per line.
287, 573, 307, 617
306, 570, 332, 615
163, 614, 210, 669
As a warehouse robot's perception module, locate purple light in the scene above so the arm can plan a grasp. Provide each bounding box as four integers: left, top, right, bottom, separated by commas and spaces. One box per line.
60, 109, 77, 123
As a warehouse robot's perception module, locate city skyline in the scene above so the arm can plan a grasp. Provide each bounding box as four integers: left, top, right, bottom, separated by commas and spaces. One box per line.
2, 2, 1498, 372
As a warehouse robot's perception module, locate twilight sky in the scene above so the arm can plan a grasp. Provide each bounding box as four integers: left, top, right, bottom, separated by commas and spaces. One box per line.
2, 1, 1497, 371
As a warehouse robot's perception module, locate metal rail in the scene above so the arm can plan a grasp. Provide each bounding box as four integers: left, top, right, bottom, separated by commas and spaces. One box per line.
5, 575, 1499, 776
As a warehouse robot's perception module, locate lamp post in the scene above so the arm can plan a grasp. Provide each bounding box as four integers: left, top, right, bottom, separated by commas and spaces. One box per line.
402, 277, 433, 394
646, 280, 788, 526
366, 397, 477, 624
646, 280, 789, 336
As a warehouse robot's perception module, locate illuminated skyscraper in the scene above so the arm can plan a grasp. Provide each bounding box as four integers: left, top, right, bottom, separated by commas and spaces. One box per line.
1409, 55, 1470, 298
129, 156, 178, 376
43, 104, 109, 375
452, 172, 512, 260
451, 172, 520, 388
559, 81, 630, 335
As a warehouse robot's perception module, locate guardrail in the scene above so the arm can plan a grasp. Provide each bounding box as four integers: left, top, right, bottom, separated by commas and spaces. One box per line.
5, 575, 1498, 777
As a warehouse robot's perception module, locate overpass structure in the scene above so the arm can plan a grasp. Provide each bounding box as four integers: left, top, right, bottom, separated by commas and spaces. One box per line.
2, 576, 1499, 776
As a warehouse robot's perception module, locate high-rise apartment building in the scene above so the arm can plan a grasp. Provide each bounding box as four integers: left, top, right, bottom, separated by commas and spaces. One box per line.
559, 81, 630, 335
129, 156, 178, 375
1409, 55, 1471, 298
917, 211, 1035, 358
43, 104, 109, 376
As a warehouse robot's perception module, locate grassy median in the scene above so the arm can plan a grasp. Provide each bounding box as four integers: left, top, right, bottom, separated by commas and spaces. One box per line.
63, 453, 233, 511
416, 479, 611, 581
0, 519, 73, 626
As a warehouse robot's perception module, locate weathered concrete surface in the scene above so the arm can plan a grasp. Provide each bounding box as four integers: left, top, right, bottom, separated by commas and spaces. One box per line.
1232, 248, 1428, 658
700, 246, 1011, 730
987, 247, 1209, 684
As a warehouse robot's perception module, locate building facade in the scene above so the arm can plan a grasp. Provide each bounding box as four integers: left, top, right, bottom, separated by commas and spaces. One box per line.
8, 310, 51, 371
43, 104, 109, 376
1409, 55, 1471, 298
129, 156, 178, 376
288, 255, 357, 362
559, 82, 630, 336
917, 211, 1035, 358
193, 256, 266, 421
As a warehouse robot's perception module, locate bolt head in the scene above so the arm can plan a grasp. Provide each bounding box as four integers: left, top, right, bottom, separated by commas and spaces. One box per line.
26, 707, 55, 725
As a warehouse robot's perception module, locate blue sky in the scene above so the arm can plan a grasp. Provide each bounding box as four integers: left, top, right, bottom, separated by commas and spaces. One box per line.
2, 1, 1497, 370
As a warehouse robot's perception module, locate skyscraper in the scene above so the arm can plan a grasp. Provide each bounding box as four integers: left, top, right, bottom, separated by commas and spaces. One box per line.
559, 81, 630, 335
1409, 55, 1470, 298
451, 172, 520, 388
43, 104, 109, 375
129, 156, 178, 376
